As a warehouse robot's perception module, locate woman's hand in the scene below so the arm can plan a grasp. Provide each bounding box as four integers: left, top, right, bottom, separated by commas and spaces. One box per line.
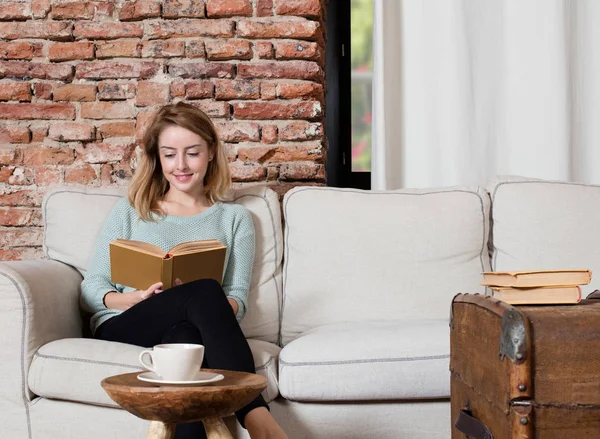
103, 282, 163, 311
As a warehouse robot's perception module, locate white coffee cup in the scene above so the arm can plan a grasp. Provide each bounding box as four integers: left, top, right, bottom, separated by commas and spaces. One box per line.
139, 343, 205, 381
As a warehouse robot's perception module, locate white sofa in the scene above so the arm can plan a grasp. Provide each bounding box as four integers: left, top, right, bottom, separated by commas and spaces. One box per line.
2, 176, 599, 439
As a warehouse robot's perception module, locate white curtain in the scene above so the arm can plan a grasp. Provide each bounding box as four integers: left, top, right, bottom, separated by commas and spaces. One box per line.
372, 0, 600, 189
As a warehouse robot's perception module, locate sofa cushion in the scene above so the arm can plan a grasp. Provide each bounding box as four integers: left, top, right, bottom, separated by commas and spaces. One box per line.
489, 176, 600, 297
281, 186, 491, 345
278, 320, 450, 402
28, 338, 280, 407
42, 185, 283, 342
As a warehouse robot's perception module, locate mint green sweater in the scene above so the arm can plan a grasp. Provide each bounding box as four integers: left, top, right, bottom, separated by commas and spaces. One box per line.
80, 198, 255, 334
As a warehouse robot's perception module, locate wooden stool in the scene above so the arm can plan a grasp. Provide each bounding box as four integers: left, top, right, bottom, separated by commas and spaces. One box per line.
101, 369, 267, 439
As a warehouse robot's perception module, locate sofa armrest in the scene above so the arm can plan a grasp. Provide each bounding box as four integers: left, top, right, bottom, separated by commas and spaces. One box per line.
0, 260, 83, 403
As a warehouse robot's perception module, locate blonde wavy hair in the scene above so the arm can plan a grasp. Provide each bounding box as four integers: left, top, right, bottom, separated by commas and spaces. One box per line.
128, 102, 231, 221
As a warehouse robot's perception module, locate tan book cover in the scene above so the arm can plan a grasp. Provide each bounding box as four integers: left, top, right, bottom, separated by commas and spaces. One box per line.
109, 239, 227, 290
481, 269, 591, 288
490, 285, 581, 305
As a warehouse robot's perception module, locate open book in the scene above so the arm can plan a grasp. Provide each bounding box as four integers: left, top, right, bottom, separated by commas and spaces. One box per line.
490, 286, 582, 305
109, 239, 227, 290
481, 269, 591, 288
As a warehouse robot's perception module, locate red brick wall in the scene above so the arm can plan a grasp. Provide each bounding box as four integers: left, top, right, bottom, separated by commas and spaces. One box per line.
0, 0, 326, 260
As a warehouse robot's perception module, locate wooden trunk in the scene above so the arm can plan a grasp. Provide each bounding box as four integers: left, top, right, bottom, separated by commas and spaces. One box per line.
450, 294, 600, 439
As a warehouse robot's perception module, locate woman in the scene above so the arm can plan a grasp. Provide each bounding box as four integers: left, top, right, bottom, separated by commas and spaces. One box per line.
81, 102, 287, 439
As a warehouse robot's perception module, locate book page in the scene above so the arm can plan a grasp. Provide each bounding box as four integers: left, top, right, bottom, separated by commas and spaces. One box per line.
169, 239, 225, 255
112, 239, 166, 257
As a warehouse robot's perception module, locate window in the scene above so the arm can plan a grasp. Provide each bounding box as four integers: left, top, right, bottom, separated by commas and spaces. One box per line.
326, 0, 373, 189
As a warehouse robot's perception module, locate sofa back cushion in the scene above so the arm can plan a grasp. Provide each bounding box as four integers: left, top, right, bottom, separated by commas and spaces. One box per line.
42, 185, 283, 342
281, 186, 491, 345
489, 176, 600, 297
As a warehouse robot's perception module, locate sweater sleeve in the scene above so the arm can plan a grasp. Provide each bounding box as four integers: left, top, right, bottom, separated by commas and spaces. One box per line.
80, 198, 133, 315
222, 207, 256, 321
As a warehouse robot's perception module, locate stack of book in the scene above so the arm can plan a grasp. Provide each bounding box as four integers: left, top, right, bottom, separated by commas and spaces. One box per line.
481, 269, 592, 305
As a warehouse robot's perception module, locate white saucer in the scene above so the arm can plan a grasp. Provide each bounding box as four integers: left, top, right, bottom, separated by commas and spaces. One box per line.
137, 371, 225, 386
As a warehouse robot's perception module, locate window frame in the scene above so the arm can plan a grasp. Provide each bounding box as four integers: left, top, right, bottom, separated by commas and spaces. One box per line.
325, 0, 371, 189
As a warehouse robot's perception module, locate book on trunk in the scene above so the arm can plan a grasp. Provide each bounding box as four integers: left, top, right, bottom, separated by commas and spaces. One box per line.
109, 239, 227, 290
490, 285, 582, 305
481, 269, 591, 288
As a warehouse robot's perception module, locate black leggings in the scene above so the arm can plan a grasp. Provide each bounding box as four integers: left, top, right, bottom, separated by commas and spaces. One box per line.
94, 278, 268, 439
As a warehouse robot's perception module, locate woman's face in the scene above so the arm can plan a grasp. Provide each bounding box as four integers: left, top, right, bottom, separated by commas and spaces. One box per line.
157, 125, 213, 197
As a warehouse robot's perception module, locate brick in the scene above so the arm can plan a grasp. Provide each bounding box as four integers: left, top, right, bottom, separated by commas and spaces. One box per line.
32, 0, 51, 18
185, 41, 205, 58
0, 103, 75, 120
33, 166, 61, 185
136, 82, 170, 106
0, 61, 74, 81
142, 40, 185, 58
147, 19, 233, 38
214, 121, 259, 142
261, 124, 277, 143
187, 100, 230, 118
215, 80, 259, 100
278, 81, 323, 100
76, 61, 160, 80
237, 20, 320, 39
274, 0, 321, 18
206, 0, 252, 17
22, 146, 75, 165
0, 207, 40, 226
95, 3, 114, 19
280, 161, 324, 180
255, 41, 273, 59
169, 62, 234, 79
0, 247, 44, 261
65, 164, 97, 184
205, 40, 251, 61
101, 161, 133, 184
136, 111, 155, 142
98, 121, 135, 138
186, 81, 214, 99
170, 81, 185, 97
222, 142, 237, 161
260, 83, 277, 100
33, 83, 53, 100
266, 165, 278, 180
0, 228, 43, 247
96, 41, 141, 59
74, 22, 143, 40
32, 43, 44, 58
75, 142, 135, 163
0, 42, 34, 60
275, 41, 319, 60
51, 2, 95, 20
98, 82, 136, 100
233, 100, 321, 120
0, 22, 72, 41
229, 162, 265, 182
279, 121, 322, 140
8, 166, 34, 185
81, 102, 135, 119
0, 82, 31, 101
53, 84, 96, 102
0, 190, 42, 206
119, 0, 161, 20
30, 126, 48, 141
0, 147, 18, 163
0, 2, 32, 20
238, 61, 322, 81
0, 127, 30, 144
238, 144, 323, 163
49, 42, 94, 62
48, 122, 95, 141
163, 0, 205, 18
256, 0, 273, 16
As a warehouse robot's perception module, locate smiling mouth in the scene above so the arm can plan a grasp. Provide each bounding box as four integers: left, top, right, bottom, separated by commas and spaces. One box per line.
174, 174, 193, 181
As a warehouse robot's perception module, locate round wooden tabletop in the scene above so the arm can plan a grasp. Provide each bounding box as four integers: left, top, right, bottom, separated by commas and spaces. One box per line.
101, 369, 267, 424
